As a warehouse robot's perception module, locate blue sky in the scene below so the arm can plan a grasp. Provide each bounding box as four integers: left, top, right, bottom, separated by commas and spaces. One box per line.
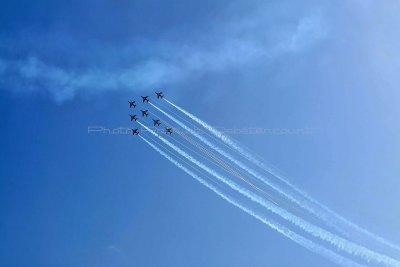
1, 1, 400, 266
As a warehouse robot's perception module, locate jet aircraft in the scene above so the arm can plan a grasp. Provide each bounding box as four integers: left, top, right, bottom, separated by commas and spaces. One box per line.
153, 119, 161, 127
129, 101, 136, 108
131, 128, 139, 135
141, 96, 149, 103
165, 127, 173, 135
141, 109, 149, 117
155, 91, 164, 99
130, 114, 138, 121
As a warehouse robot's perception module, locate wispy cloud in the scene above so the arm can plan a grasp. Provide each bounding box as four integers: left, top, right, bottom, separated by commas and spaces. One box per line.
107, 244, 123, 255
0, 6, 327, 102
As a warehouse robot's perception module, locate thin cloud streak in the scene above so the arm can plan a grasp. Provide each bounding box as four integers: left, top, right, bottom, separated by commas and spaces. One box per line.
0, 12, 327, 102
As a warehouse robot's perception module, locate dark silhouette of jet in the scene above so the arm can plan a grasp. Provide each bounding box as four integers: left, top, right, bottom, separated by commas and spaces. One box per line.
130, 114, 138, 121
141, 109, 149, 117
141, 96, 149, 103
131, 128, 139, 135
155, 91, 164, 99
129, 101, 136, 108
153, 119, 161, 127
165, 127, 173, 135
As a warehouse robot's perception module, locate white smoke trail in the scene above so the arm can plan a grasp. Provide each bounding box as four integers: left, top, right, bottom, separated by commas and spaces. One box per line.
139, 134, 365, 267
138, 121, 400, 267
150, 104, 285, 208
164, 98, 400, 255
150, 107, 249, 184
150, 102, 324, 223
176, 129, 282, 207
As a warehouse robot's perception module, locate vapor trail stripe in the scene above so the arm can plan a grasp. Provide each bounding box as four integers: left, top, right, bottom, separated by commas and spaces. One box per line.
149, 108, 267, 197
139, 135, 365, 267
149, 107, 281, 207
148, 111, 245, 178
138, 121, 400, 267
178, 130, 281, 207
150, 103, 314, 222
151, 102, 347, 234
164, 98, 400, 256
158, 100, 232, 150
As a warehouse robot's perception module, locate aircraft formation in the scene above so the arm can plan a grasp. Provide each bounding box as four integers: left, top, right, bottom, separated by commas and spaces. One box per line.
125, 91, 400, 267
129, 91, 172, 136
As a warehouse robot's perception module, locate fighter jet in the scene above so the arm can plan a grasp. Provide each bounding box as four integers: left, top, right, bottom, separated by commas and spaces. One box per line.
128, 100, 136, 108
165, 127, 173, 135
141, 109, 149, 117
130, 114, 138, 121
141, 96, 150, 103
155, 91, 164, 99
153, 119, 161, 127
131, 128, 139, 135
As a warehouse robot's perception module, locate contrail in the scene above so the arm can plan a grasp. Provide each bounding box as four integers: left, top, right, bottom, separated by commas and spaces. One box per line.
139, 134, 365, 267
164, 98, 400, 255
150, 104, 298, 212
150, 102, 328, 225
149, 108, 286, 208
177, 131, 282, 207
150, 109, 246, 183
138, 121, 400, 267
